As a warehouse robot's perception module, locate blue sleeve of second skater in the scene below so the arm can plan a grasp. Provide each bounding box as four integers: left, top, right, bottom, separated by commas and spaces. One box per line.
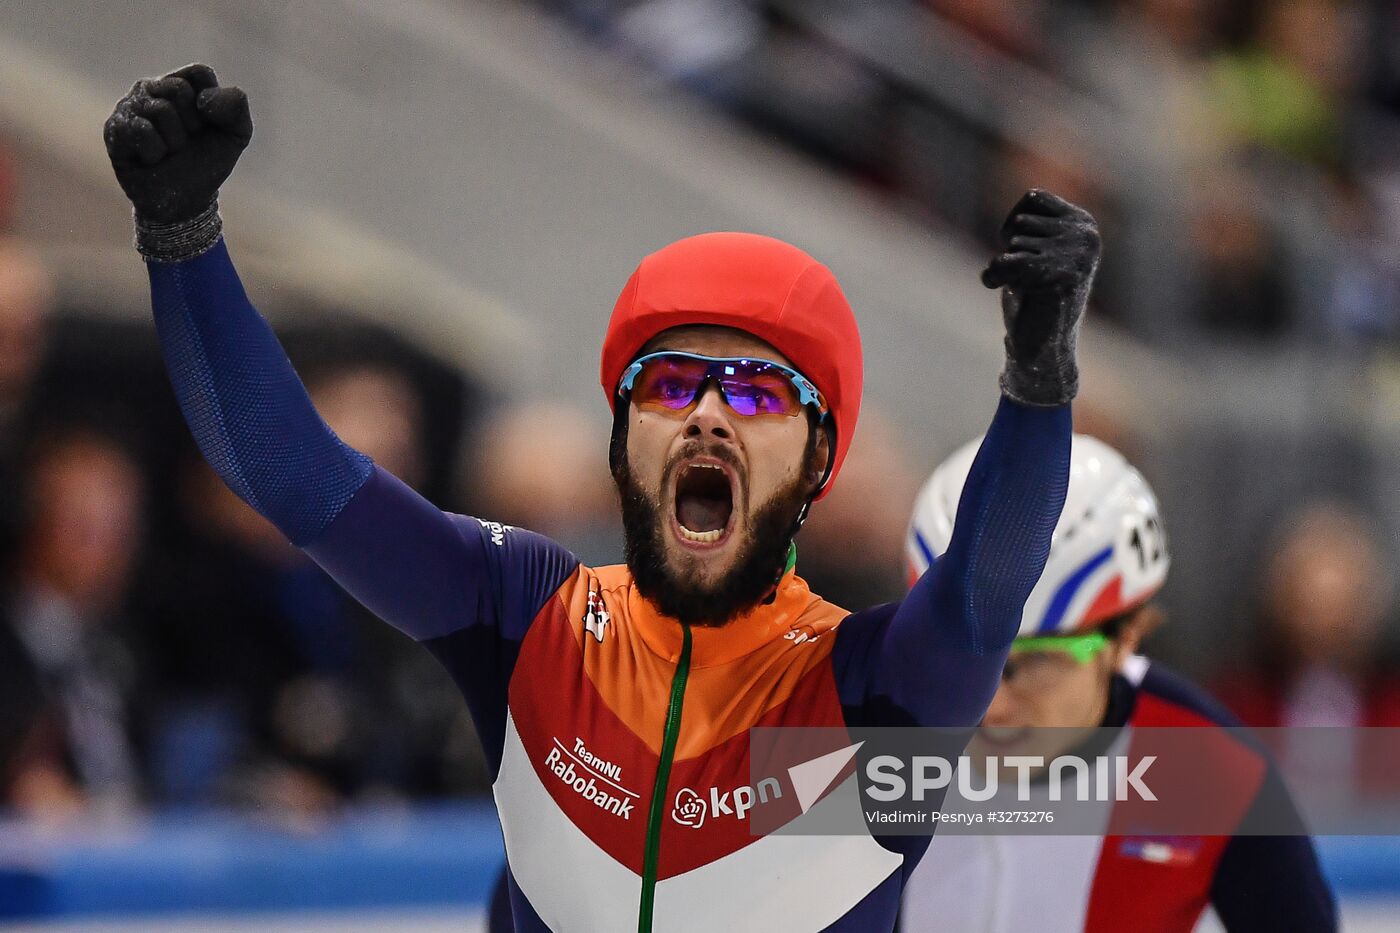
833, 396, 1070, 728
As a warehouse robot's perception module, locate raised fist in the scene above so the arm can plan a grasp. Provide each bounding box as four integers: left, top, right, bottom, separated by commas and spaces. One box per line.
982, 189, 1100, 296
103, 63, 252, 226
982, 189, 1100, 407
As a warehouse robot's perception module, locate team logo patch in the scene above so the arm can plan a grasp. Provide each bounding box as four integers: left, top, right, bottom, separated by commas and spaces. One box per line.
1117, 836, 1201, 866
543, 736, 637, 820
672, 788, 707, 828
584, 589, 610, 643
783, 623, 822, 646
475, 518, 515, 546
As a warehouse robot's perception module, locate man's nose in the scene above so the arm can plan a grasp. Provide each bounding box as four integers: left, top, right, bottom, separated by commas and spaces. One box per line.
683, 382, 733, 440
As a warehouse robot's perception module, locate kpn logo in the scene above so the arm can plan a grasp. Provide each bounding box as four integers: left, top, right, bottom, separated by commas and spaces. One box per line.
672, 741, 865, 830
671, 777, 784, 829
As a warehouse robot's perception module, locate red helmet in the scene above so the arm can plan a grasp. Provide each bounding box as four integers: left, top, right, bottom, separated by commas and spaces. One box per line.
600, 232, 863, 499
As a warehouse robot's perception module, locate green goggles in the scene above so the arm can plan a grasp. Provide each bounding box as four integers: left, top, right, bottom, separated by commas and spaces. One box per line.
1008, 631, 1110, 665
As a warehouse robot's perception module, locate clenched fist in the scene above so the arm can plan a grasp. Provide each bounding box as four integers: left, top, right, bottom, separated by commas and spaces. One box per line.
103, 64, 251, 259
982, 189, 1100, 407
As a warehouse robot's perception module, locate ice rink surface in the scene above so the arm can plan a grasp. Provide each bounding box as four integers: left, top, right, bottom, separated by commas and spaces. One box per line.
0, 911, 484, 932
5, 901, 1400, 931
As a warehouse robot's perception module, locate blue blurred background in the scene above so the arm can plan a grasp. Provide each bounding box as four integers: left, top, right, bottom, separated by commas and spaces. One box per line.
0, 0, 1399, 928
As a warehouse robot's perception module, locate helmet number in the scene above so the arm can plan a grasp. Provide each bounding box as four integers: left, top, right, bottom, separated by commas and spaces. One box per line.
1121, 515, 1165, 589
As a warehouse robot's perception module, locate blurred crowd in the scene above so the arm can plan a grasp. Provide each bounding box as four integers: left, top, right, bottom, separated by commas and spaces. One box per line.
4, 0, 1400, 823
1215, 501, 1400, 729
0, 130, 513, 820
0, 223, 491, 822
0, 140, 926, 822
540, 0, 1400, 346
3, 207, 1397, 819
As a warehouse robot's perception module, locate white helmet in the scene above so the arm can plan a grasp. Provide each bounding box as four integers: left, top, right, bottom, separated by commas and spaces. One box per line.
907, 434, 1169, 637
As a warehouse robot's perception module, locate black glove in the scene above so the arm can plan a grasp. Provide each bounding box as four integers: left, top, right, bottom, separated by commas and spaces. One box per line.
103, 63, 252, 261
981, 189, 1100, 407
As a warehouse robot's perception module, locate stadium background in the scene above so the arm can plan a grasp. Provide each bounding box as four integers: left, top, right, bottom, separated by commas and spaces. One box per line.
0, 0, 1397, 928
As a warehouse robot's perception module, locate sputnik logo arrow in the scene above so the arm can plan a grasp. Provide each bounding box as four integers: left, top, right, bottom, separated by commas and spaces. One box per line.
787, 741, 864, 814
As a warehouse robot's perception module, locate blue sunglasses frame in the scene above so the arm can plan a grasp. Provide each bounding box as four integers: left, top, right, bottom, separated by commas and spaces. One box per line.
616, 351, 829, 420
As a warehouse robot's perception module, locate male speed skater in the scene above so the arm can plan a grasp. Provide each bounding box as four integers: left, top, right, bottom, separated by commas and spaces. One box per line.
104, 63, 1095, 931
902, 435, 1336, 932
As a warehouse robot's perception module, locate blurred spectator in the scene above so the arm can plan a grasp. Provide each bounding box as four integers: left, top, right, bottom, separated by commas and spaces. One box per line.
1123, 0, 1227, 59
0, 137, 17, 234
1215, 501, 1400, 728
132, 457, 309, 809
1210, 0, 1361, 168
1071, 0, 1230, 168
1365, 0, 1400, 114
530, 0, 1389, 351
734, 18, 890, 182
925, 0, 1045, 62
0, 425, 146, 820
287, 320, 473, 505
1184, 168, 1294, 337
1315, 173, 1400, 342
613, 0, 761, 90
135, 349, 486, 812
277, 359, 479, 803
0, 237, 53, 564
0, 237, 51, 450
471, 401, 621, 566
307, 361, 426, 488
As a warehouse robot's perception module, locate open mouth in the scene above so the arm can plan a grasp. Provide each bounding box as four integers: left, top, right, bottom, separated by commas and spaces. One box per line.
672, 461, 735, 546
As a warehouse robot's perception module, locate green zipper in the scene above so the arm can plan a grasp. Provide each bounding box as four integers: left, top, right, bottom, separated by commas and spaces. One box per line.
638, 622, 693, 933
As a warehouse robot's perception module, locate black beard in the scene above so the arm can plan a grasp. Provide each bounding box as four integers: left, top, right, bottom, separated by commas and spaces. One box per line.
615, 448, 809, 628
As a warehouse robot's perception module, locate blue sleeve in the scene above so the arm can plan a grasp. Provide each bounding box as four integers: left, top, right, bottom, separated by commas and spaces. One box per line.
303, 466, 579, 644
1210, 768, 1337, 931
305, 466, 578, 773
1210, 835, 1336, 932
146, 240, 579, 766
833, 396, 1069, 727
148, 238, 372, 546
